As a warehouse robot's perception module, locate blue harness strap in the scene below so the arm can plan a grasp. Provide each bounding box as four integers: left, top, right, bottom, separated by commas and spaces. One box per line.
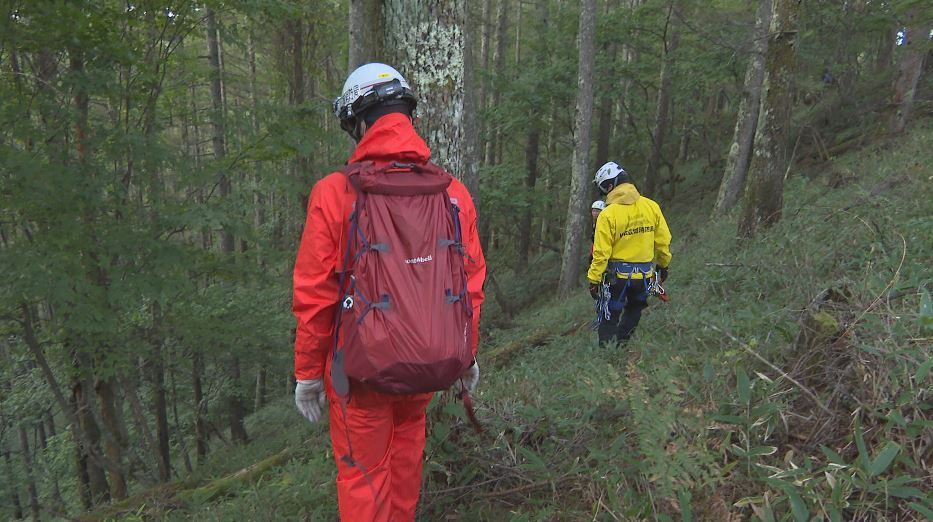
592, 261, 657, 329
607, 261, 654, 276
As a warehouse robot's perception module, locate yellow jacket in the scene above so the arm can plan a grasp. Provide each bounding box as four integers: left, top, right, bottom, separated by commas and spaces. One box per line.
587, 183, 672, 283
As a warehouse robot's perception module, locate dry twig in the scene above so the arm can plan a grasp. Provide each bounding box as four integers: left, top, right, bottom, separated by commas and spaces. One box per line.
706, 323, 833, 415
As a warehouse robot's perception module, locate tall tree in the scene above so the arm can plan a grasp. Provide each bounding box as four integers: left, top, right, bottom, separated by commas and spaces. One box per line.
485, 0, 510, 167
888, 9, 928, 134
616, 0, 642, 153
68, 44, 114, 506
595, 0, 618, 168
558, 0, 598, 296
714, 0, 772, 216
149, 306, 172, 482
645, 0, 680, 197
461, 1, 481, 195
205, 7, 249, 444
383, 0, 476, 179
1, 445, 24, 520
739, 0, 801, 238
516, 0, 549, 267
348, 0, 384, 69
17, 424, 40, 519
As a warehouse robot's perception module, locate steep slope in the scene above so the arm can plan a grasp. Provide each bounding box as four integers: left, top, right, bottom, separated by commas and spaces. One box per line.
92, 120, 931, 521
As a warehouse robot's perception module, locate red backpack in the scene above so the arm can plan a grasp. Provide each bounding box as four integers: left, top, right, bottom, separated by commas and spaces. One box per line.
330, 161, 473, 397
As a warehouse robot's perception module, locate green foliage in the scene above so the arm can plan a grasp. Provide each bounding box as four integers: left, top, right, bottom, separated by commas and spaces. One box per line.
1, 0, 930, 519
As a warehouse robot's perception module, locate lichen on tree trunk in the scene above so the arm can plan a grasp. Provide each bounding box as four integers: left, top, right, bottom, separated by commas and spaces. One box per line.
714, 0, 771, 217
739, 0, 800, 239
558, 0, 598, 296
384, 0, 470, 177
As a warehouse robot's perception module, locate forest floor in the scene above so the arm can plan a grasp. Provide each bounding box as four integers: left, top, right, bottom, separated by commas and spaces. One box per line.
86, 119, 931, 521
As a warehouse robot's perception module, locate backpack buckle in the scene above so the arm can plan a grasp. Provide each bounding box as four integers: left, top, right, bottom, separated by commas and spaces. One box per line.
386, 162, 414, 173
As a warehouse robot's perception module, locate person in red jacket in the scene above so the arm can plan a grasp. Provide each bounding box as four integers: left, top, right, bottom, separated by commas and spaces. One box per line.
292, 63, 486, 521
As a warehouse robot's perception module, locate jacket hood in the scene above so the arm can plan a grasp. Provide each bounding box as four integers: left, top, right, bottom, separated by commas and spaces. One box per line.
606, 183, 640, 205
348, 112, 431, 165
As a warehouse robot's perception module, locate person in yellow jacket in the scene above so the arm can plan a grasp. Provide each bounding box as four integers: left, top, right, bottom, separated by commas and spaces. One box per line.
587, 161, 672, 346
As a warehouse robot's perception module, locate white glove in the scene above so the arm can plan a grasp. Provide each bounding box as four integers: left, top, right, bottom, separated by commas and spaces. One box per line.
295, 379, 327, 423
459, 361, 480, 394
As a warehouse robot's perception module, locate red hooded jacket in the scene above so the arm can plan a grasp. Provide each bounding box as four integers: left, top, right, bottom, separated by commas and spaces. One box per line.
293, 113, 486, 381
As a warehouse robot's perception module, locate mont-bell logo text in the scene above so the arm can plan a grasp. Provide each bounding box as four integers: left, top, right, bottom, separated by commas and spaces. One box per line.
405, 255, 433, 265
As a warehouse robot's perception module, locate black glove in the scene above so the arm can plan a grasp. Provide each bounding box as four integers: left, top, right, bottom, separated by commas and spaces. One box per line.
656, 266, 669, 283
589, 283, 600, 300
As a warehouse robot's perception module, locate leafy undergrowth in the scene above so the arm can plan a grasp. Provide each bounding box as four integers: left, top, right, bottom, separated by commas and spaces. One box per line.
99, 121, 931, 521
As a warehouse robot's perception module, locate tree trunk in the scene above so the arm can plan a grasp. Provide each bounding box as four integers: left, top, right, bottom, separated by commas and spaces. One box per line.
875, 27, 894, 73
254, 368, 268, 411
515, 0, 547, 265
67, 46, 113, 507
285, 17, 312, 239
616, 0, 642, 150
2, 448, 24, 519
73, 375, 111, 505
348, 0, 384, 70
645, 0, 680, 197
558, 0, 598, 296
478, 0, 494, 166
184, 81, 210, 463
517, 125, 541, 267
20, 305, 95, 510
677, 117, 690, 163
20, 302, 116, 506
595, 1, 617, 168
206, 8, 249, 444
888, 10, 928, 134
205, 8, 234, 255
540, 105, 558, 247
95, 378, 129, 498
119, 377, 158, 474
248, 29, 266, 269
17, 425, 40, 520
149, 311, 172, 482
595, 92, 614, 168
384, 0, 472, 177
461, 0, 481, 196
168, 351, 193, 474
739, 0, 801, 238
485, 0, 510, 167
192, 352, 208, 462
714, 0, 772, 216
37, 416, 65, 511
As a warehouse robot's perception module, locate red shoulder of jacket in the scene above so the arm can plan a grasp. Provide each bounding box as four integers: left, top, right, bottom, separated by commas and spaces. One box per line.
313, 170, 349, 193
445, 176, 476, 212
308, 171, 353, 208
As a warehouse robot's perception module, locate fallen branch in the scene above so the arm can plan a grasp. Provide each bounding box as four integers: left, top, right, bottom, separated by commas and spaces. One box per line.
180, 447, 295, 504
706, 323, 833, 415
79, 446, 300, 521
477, 475, 572, 499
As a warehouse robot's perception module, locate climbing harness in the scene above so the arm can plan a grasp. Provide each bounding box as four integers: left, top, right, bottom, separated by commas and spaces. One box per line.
592, 261, 665, 329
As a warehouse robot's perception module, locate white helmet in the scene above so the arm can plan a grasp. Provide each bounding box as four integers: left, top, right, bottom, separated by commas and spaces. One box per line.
594, 161, 629, 194
591, 200, 606, 211
334, 63, 416, 129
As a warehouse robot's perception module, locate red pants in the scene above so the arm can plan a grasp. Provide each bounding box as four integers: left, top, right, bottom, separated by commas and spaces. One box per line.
327, 383, 432, 522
